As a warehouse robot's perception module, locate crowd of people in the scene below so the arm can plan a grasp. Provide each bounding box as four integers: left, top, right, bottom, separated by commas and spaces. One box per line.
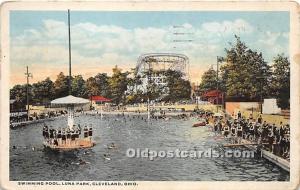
42, 124, 93, 147
10, 111, 66, 127
199, 111, 290, 159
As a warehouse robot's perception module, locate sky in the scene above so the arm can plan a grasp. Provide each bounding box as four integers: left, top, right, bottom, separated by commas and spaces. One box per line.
10, 11, 289, 86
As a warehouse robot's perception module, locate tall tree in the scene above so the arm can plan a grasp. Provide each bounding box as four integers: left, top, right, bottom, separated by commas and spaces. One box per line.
198, 68, 218, 94
32, 77, 55, 104
94, 73, 111, 98
163, 69, 191, 102
220, 35, 271, 101
271, 54, 290, 109
71, 75, 87, 98
86, 77, 100, 97
108, 66, 129, 105
10, 84, 32, 110
54, 72, 69, 98
86, 73, 111, 99
125, 68, 144, 104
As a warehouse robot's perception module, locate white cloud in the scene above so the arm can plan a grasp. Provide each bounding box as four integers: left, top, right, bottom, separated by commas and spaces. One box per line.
134, 27, 169, 53
11, 18, 289, 85
253, 31, 289, 59
183, 23, 193, 29
282, 32, 289, 39
202, 19, 253, 35
43, 19, 67, 40
11, 45, 68, 66
258, 31, 281, 46
13, 18, 254, 59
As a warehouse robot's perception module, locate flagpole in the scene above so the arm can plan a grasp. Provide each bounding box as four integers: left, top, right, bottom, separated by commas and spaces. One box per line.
68, 9, 72, 95
67, 9, 74, 130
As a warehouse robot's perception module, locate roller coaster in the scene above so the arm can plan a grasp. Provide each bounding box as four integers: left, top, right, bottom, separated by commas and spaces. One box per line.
136, 53, 190, 94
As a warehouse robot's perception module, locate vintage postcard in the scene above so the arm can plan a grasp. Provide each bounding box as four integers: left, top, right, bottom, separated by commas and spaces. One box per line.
0, 1, 299, 190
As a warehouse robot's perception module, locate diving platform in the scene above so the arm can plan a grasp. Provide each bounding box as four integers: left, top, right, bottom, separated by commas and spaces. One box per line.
43, 139, 95, 151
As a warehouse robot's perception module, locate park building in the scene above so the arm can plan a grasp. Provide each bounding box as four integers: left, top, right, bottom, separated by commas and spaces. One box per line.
90, 95, 112, 111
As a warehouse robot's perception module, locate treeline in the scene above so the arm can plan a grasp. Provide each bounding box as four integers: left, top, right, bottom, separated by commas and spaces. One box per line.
10, 66, 191, 110
198, 35, 290, 109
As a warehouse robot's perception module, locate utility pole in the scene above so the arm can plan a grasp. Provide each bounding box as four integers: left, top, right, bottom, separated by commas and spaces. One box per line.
216, 56, 220, 113
256, 76, 264, 114
260, 79, 263, 114
68, 9, 72, 95
25, 66, 32, 120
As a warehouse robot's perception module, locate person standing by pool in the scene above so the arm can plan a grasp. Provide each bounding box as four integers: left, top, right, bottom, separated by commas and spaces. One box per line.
237, 123, 243, 144
88, 125, 93, 142
249, 122, 255, 141
49, 127, 54, 145
257, 115, 263, 124
77, 124, 81, 136
282, 132, 290, 158
274, 127, 282, 156
71, 129, 76, 146
213, 121, 218, 134
53, 137, 59, 146
42, 125, 46, 138
42, 125, 48, 140
262, 121, 268, 142
66, 128, 71, 146
84, 126, 89, 141
237, 111, 242, 120
268, 129, 275, 153
217, 121, 222, 133
75, 128, 80, 145
223, 124, 230, 138
61, 129, 66, 146
231, 125, 237, 144
57, 127, 62, 145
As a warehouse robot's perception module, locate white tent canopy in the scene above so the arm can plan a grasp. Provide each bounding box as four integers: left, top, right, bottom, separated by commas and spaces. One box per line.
51, 95, 89, 129
51, 95, 89, 106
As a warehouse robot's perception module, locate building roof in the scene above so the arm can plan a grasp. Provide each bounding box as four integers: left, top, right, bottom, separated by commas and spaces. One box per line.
202, 90, 222, 97
90, 96, 111, 102
10, 99, 16, 104
51, 95, 90, 105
